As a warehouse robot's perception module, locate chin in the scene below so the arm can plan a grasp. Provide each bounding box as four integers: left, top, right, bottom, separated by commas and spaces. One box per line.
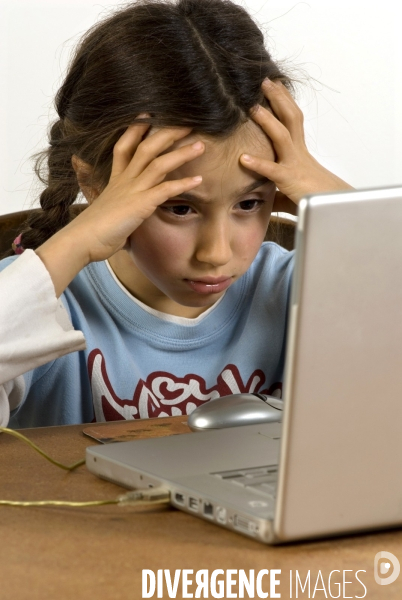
178, 296, 222, 308
172, 291, 225, 309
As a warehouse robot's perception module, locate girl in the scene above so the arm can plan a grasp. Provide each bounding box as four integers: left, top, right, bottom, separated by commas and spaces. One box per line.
0, 0, 351, 428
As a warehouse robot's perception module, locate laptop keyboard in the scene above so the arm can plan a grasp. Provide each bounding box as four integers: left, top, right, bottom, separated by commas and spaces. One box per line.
212, 465, 278, 499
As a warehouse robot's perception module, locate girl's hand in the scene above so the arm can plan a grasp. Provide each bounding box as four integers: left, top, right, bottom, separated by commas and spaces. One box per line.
36, 122, 205, 297
239, 79, 353, 214
72, 123, 205, 263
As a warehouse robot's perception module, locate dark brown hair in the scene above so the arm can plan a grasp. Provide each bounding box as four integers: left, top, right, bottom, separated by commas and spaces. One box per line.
9, 0, 291, 254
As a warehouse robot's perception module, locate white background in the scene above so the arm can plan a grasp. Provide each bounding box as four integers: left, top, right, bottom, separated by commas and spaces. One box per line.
1, 0, 401, 215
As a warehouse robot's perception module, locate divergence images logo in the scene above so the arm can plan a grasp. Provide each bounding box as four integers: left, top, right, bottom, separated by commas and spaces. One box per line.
374, 551, 400, 586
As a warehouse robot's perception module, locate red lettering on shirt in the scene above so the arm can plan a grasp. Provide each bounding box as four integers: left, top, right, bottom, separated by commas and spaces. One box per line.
88, 348, 282, 422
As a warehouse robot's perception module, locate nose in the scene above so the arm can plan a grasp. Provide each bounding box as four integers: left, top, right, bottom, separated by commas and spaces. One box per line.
195, 217, 233, 267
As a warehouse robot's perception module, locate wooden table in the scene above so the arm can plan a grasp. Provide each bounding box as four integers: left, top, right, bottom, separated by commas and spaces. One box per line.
1, 418, 401, 600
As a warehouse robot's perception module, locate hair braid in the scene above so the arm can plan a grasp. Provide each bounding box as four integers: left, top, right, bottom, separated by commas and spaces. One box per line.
17, 120, 80, 251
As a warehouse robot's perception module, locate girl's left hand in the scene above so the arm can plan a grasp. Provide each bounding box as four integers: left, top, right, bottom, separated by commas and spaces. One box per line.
239, 79, 353, 215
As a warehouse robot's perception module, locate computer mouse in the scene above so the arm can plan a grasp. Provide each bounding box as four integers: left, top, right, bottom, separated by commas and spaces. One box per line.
187, 393, 283, 431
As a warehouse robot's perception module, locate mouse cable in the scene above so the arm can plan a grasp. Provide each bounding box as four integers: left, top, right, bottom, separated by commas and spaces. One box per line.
0, 427, 170, 508
0, 426, 85, 470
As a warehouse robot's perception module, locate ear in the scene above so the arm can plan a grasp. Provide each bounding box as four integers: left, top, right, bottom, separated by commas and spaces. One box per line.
71, 154, 101, 204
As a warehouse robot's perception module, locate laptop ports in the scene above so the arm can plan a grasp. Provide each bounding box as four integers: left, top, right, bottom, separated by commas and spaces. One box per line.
174, 492, 185, 505
215, 506, 227, 524
203, 502, 214, 518
188, 497, 199, 512
233, 514, 258, 535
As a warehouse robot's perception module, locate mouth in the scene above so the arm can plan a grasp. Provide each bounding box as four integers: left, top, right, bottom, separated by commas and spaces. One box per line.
184, 276, 233, 295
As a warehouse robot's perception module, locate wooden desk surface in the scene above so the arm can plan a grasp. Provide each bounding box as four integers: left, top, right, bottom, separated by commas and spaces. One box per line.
1, 418, 401, 600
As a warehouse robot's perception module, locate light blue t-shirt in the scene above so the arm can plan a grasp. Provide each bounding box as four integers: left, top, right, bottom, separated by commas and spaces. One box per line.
1, 242, 294, 428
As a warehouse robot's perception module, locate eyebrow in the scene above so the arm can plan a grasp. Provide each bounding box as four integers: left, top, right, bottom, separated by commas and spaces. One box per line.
173, 176, 272, 203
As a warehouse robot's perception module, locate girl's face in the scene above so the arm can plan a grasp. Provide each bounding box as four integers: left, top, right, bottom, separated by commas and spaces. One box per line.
109, 120, 276, 318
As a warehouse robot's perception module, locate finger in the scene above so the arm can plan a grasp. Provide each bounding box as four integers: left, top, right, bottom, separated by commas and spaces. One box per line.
245, 107, 295, 162
134, 140, 205, 192
137, 176, 203, 218
260, 79, 305, 145
239, 153, 284, 184
127, 126, 194, 179
110, 122, 151, 180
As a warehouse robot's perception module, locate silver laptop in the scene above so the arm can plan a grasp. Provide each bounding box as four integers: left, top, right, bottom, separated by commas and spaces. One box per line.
86, 186, 402, 544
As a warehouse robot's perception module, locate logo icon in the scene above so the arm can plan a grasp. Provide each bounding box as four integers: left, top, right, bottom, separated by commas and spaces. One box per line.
248, 500, 269, 508
374, 551, 400, 585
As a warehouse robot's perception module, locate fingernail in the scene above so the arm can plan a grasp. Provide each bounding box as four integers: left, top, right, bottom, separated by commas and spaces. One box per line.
192, 141, 204, 150
241, 154, 252, 162
250, 104, 260, 115
136, 112, 149, 119
263, 77, 274, 86
192, 176, 202, 182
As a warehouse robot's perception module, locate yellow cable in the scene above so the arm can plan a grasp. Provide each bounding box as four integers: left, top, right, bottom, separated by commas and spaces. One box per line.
0, 426, 85, 470
0, 426, 171, 508
0, 489, 171, 508
0, 499, 118, 507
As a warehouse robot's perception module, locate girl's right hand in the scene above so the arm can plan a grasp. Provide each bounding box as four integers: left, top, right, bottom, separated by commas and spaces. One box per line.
70, 122, 205, 263
35, 122, 205, 297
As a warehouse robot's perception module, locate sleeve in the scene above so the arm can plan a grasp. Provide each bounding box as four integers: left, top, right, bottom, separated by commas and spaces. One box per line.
0, 250, 86, 425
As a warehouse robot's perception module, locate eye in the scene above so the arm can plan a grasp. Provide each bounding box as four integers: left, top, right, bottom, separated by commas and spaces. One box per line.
161, 204, 194, 217
237, 199, 265, 212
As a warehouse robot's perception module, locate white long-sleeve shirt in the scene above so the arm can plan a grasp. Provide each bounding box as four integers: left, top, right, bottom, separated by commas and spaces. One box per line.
0, 250, 86, 425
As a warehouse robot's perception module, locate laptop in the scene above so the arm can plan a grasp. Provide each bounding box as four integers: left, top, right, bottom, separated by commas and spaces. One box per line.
86, 186, 402, 544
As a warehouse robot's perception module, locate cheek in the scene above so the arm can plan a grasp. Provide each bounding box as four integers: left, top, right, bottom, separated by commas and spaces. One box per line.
129, 219, 192, 270
237, 227, 265, 258
233, 206, 273, 261
242, 202, 273, 242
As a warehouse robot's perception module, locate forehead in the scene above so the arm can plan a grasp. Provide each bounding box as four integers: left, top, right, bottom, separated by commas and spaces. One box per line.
157, 120, 275, 194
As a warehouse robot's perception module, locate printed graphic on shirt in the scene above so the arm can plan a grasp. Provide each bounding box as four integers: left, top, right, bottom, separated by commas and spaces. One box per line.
88, 348, 282, 422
